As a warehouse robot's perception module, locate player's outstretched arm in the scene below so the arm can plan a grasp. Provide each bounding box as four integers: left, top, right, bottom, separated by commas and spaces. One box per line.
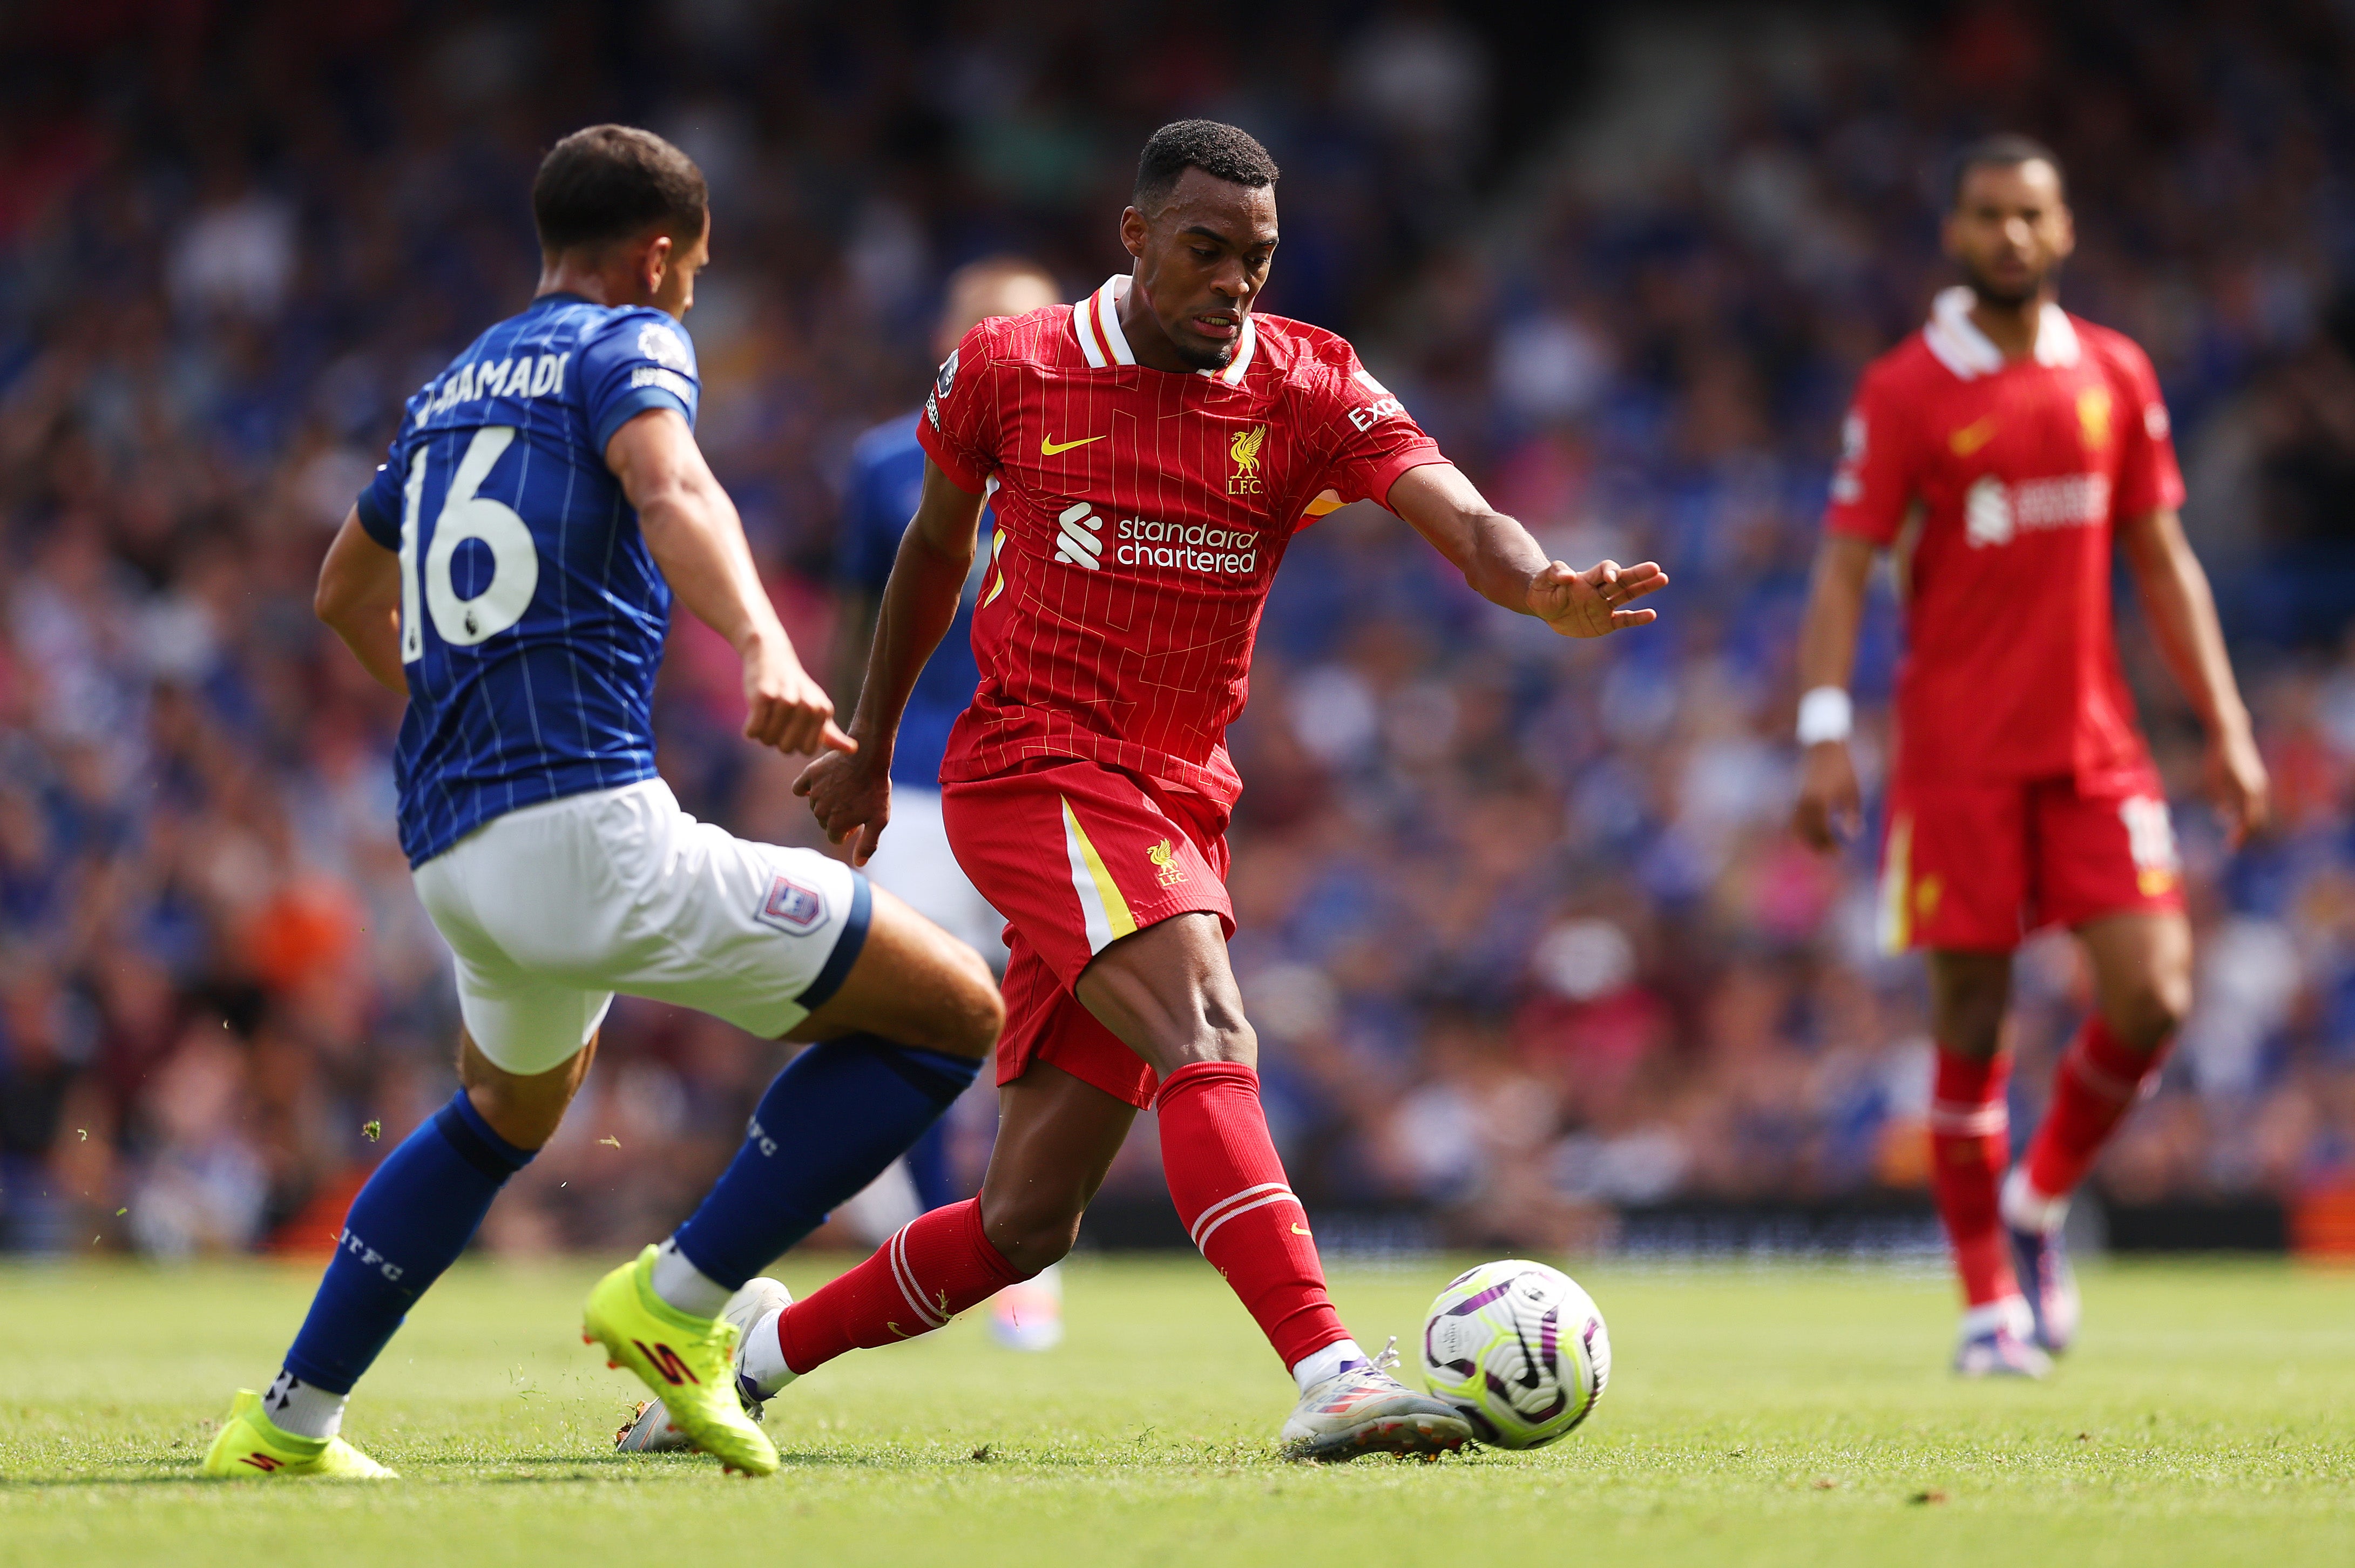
1386, 462, 1667, 635
794, 458, 988, 864
607, 407, 851, 758
1790, 532, 1875, 852
315, 508, 407, 694
2118, 506, 2269, 843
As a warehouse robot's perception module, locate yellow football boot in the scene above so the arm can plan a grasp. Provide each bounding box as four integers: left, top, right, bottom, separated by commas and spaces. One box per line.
199, 1389, 396, 1478
583, 1244, 778, 1476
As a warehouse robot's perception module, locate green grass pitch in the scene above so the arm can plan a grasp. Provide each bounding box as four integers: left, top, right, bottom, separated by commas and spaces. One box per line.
2, 1255, 2350, 1566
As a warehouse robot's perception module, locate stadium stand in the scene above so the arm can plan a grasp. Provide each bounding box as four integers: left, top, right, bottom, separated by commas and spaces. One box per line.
2, 2, 2351, 1258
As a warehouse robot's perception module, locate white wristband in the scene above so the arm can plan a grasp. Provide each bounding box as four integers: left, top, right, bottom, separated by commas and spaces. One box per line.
1796, 686, 1853, 746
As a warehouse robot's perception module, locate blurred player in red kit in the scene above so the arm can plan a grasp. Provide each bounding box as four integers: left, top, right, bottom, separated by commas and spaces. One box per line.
1794, 136, 2269, 1376
776, 120, 1667, 1458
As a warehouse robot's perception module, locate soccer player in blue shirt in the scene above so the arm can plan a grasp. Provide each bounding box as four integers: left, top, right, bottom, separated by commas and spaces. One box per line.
821, 260, 1051, 1217
200, 126, 1004, 1480
833, 258, 1055, 972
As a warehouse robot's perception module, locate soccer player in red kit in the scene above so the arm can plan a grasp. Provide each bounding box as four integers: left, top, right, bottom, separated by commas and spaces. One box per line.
776, 120, 1666, 1458
1794, 137, 2269, 1376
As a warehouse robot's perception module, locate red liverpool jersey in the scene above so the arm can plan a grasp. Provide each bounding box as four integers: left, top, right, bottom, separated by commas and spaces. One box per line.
917, 274, 1445, 807
1825, 287, 2186, 786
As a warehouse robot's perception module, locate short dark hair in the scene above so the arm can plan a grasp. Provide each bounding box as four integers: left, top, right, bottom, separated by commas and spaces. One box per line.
532, 125, 708, 254
1950, 133, 2066, 207
1133, 120, 1279, 212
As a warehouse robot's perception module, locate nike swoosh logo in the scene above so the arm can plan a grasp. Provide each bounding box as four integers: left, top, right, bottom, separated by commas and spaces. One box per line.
1291, 1223, 1311, 1235
1950, 417, 1998, 456
1040, 434, 1106, 456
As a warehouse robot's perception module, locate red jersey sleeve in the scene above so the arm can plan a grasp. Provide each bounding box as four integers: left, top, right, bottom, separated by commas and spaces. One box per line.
1301, 337, 1445, 510
1824, 357, 1923, 545
2103, 334, 2186, 518
916, 320, 1001, 494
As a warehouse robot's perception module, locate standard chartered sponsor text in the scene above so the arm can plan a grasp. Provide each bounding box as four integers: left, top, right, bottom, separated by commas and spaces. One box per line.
2009, 472, 2109, 529
1115, 516, 1258, 573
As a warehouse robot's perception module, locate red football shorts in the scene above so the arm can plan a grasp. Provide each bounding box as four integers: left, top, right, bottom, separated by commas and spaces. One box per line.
940, 760, 1234, 1109
1877, 767, 2186, 953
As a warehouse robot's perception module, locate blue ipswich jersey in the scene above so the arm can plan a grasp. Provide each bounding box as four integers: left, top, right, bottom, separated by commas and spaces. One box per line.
354, 294, 701, 867
839, 411, 993, 788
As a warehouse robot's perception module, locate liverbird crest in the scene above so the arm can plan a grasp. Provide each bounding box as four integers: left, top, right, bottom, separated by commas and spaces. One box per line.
1229, 424, 1267, 476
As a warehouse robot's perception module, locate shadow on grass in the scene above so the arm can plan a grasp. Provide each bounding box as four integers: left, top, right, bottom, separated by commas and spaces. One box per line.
4, 1439, 1340, 1488
1, 1471, 211, 1489
0, 1454, 689, 1489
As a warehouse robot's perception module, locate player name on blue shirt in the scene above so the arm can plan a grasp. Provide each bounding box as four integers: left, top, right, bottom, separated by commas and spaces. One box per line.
355, 294, 701, 867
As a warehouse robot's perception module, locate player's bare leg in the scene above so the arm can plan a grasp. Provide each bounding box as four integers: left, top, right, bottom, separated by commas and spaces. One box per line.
1923, 949, 2048, 1375
960, 1066, 1126, 1351
787, 882, 1005, 1050
1068, 914, 1467, 1458
461, 1026, 599, 1148
1071, 911, 1255, 1072
2076, 910, 2194, 1051
974, 1064, 1136, 1271
2000, 911, 2194, 1353
1926, 950, 2012, 1066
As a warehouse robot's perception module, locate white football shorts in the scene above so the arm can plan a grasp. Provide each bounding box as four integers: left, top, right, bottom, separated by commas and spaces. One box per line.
412, 779, 868, 1075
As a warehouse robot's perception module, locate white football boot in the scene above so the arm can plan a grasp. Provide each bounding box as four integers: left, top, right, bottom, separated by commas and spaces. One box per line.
614, 1275, 792, 1453
1952, 1297, 2053, 1379
1279, 1337, 1474, 1462
2001, 1167, 2081, 1355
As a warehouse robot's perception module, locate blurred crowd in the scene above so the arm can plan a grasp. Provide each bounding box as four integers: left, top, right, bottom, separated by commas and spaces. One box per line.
4, 0, 2353, 1260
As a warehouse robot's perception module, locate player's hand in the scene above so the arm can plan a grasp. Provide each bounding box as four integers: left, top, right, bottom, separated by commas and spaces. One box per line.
1792, 740, 1862, 852
1527, 559, 1668, 637
2208, 724, 2270, 848
794, 745, 891, 866
742, 642, 856, 758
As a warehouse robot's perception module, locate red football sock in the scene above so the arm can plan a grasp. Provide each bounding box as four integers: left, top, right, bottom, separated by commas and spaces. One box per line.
1155, 1060, 1351, 1369
774, 1198, 1021, 1375
1928, 1048, 2015, 1308
2023, 1016, 2168, 1207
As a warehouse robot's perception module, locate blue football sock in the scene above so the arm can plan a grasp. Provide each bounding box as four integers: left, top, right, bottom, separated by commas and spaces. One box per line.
904, 1119, 957, 1213
672, 1034, 983, 1289
279, 1091, 534, 1395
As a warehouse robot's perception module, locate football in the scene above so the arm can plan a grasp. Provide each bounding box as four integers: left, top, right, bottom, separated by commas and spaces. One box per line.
1420, 1260, 1612, 1448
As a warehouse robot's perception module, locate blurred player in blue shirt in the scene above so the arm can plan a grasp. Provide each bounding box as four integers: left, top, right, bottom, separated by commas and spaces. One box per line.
832, 257, 1058, 965
828, 258, 1063, 1348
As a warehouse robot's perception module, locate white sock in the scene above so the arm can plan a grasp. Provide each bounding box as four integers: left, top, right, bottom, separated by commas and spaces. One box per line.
648, 1237, 733, 1319
262, 1369, 348, 1440
1290, 1337, 1367, 1394
2000, 1166, 2069, 1235
1959, 1296, 2031, 1341
736, 1307, 797, 1398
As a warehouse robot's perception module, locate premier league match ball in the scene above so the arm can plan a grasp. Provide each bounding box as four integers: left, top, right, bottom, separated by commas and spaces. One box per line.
1420, 1260, 1612, 1448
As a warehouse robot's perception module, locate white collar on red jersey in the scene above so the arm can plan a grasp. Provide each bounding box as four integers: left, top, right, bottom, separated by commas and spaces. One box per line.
1922, 285, 2081, 380
1072, 274, 1258, 386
